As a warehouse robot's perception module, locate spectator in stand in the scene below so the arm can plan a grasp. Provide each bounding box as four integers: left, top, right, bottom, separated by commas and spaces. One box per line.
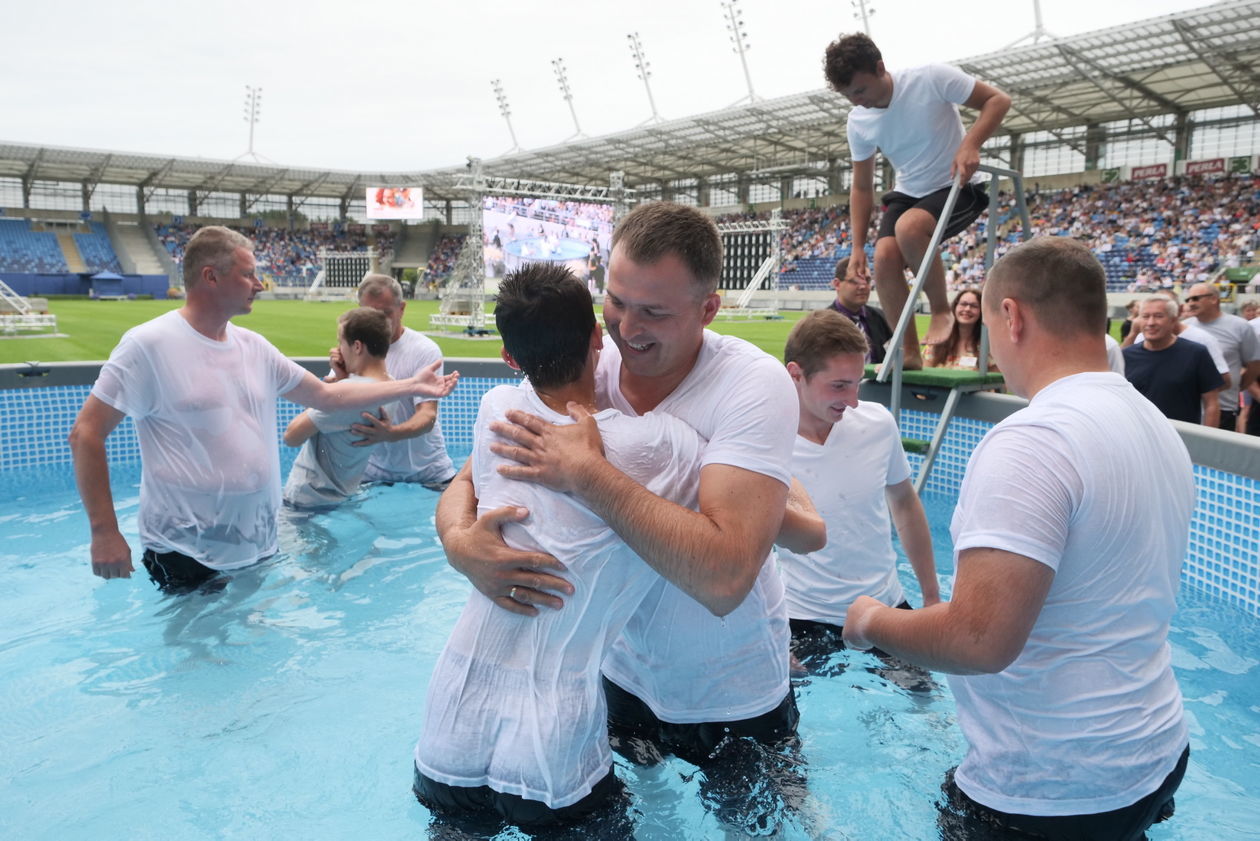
1123, 296, 1223, 426
1183, 282, 1260, 432
925, 288, 994, 371
829, 256, 892, 364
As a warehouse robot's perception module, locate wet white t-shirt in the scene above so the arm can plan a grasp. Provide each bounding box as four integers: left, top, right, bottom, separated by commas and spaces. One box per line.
598, 330, 798, 723
847, 64, 979, 197
362, 328, 455, 484
92, 310, 306, 569
778, 401, 911, 625
949, 372, 1190, 815
282, 375, 381, 509
415, 382, 705, 807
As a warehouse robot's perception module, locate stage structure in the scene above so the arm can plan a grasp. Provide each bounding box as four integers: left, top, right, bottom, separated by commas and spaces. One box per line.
0, 279, 57, 336
429, 160, 633, 333
713, 209, 785, 320
305, 248, 378, 301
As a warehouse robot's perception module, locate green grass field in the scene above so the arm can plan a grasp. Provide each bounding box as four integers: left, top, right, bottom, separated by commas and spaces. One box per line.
2, 298, 1121, 365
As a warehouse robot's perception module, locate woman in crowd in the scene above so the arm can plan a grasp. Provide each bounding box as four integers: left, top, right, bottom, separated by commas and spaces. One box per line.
925, 288, 994, 371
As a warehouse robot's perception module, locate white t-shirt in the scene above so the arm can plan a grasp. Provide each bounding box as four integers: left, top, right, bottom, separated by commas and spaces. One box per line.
948, 372, 1190, 816
415, 382, 705, 808
1184, 313, 1260, 412
846, 64, 979, 197
778, 401, 911, 625
282, 375, 380, 509
92, 310, 306, 569
1103, 333, 1125, 375
1133, 323, 1228, 375
598, 330, 798, 723
362, 327, 455, 484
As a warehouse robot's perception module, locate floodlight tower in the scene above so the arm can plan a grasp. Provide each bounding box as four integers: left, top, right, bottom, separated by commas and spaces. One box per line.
627, 33, 663, 125
552, 58, 585, 140
1004, 0, 1057, 49
721, 0, 759, 105
236, 84, 270, 163
851, 0, 875, 36
491, 79, 521, 154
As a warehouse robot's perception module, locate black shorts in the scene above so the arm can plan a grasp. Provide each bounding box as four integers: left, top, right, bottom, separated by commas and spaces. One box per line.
938, 745, 1189, 841
877, 182, 989, 242
141, 548, 220, 593
412, 763, 630, 832
789, 600, 912, 662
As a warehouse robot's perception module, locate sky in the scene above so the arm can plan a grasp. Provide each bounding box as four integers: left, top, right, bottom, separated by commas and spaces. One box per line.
0, 0, 1219, 173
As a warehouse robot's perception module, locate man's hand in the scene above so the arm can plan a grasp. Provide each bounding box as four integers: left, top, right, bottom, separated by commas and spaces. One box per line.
350, 406, 394, 446
91, 528, 134, 580
488, 403, 605, 494
410, 359, 459, 398
327, 346, 349, 382
950, 142, 981, 183
842, 595, 883, 650
443, 504, 574, 617
846, 248, 870, 282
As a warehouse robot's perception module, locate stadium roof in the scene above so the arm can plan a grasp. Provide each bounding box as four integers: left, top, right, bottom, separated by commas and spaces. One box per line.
1, 0, 1257, 203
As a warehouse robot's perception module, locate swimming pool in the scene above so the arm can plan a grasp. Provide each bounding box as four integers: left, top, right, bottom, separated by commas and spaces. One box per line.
1, 366, 1259, 838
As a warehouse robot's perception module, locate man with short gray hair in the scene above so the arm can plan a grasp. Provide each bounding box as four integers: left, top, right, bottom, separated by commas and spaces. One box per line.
1183, 283, 1260, 432
1123, 296, 1223, 425
331, 273, 455, 487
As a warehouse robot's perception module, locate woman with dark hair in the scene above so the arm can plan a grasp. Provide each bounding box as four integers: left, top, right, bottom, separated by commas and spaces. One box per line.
925, 288, 992, 370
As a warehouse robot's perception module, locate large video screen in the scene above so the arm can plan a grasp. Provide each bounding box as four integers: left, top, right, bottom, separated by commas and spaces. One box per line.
366, 187, 424, 220
481, 196, 615, 293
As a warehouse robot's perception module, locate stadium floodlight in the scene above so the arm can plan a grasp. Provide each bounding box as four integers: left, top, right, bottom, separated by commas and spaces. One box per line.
235, 85, 273, 164
720, 0, 759, 105
850, 0, 875, 36
551, 58, 585, 140
491, 79, 521, 154
627, 33, 663, 126
1004, 0, 1058, 49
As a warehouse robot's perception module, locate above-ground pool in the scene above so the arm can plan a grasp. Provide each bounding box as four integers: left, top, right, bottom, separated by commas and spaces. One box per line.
2, 369, 1259, 839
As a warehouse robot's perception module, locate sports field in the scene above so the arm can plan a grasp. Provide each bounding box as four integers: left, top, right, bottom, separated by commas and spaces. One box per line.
0, 298, 828, 364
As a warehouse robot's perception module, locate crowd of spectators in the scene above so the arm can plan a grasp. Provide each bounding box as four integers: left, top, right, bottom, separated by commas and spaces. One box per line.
423, 235, 465, 286
155, 224, 395, 287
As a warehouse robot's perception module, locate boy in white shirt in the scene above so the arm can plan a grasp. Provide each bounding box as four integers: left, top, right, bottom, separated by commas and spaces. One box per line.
283, 307, 394, 509
779, 308, 939, 669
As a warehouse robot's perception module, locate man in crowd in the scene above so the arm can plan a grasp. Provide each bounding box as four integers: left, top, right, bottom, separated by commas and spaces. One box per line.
1183, 282, 1260, 432
436, 202, 821, 829
1122, 291, 1231, 388
339, 274, 456, 488
825, 32, 1010, 367
844, 237, 1192, 839
69, 226, 457, 592
829, 255, 893, 364
1123, 295, 1223, 425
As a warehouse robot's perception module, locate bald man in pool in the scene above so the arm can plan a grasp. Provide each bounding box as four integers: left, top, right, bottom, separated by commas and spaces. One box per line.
844, 237, 1192, 840
68, 225, 457, 593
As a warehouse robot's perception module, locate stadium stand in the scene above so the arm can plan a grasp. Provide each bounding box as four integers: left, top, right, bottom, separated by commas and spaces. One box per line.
0, 219, 68, 273
424, 235, 465, 286
73, 222, 123, 274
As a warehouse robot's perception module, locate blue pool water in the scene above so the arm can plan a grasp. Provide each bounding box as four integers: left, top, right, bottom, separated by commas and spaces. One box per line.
2, 460, 1259, 840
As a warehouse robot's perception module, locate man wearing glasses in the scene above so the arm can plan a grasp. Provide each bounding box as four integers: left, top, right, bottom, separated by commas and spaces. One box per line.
1183, 283, 1260, 432
829, 256, 893, 364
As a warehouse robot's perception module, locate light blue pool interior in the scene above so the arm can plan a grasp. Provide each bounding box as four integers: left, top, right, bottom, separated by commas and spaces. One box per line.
1, 363, 1259, 839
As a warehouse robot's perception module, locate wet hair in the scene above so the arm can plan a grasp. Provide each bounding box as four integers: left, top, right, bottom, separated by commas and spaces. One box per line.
494, 263, 596, 389
986, 237, 1107, 335
358, 272, 403, 304
611, 202, 723, 295
823, 33, 882, 90
784, 309, 869, 377
183, 226, 252, 287
338, 307, 392, 358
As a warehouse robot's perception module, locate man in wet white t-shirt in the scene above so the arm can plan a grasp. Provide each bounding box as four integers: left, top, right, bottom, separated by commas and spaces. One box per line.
69, 226, 458, 592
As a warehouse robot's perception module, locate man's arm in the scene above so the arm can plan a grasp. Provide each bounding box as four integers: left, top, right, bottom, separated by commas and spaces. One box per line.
885, 478, 940, 606
351, 400, 436, 445
776, 477, 826, 555
952, 80, 1012, 182
436, 461, 574, 617
491, 405, 788, 617
1201, 388, 1221, 428
283, 362, 456, 412
1242, 359, 1260, 392
843, 546, 1054, 674
68, 395, 133, 580
284, 411, 318, 447
846, 157, 876, 282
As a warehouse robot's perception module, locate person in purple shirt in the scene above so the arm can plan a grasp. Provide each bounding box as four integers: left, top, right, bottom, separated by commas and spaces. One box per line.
829, 256, 893, 364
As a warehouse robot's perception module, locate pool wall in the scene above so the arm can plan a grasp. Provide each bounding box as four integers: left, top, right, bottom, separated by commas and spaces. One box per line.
2, 358, 1258, 617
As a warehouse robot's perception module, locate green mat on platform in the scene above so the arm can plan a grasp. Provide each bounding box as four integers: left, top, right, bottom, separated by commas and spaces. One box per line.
863, 365, 1004, 388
